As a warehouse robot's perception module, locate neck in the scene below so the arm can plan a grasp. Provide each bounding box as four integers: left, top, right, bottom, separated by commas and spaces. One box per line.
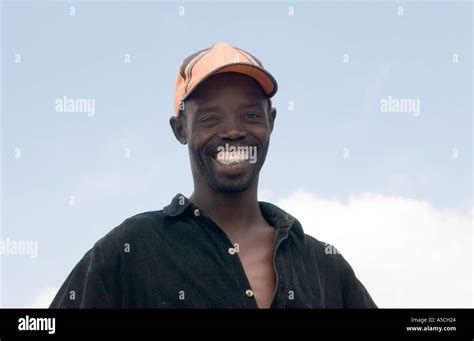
189, 182, 263, 234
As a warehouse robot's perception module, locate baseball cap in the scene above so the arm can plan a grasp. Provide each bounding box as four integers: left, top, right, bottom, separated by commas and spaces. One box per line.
174, 42, 278, 116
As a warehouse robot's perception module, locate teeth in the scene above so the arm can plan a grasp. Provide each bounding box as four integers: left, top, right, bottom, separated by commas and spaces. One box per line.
218, 159, 245, 165
215, 151, 249, 165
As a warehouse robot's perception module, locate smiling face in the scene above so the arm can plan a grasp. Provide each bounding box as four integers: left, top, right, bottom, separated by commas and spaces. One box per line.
170, 72, 276, 194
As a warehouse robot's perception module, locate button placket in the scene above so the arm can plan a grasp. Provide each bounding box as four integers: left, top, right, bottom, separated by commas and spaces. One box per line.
191, 211, 258, 307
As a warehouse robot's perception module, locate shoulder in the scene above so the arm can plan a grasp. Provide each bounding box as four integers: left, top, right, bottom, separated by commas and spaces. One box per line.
302, 233, 334, 254
92, 210, 167, 255
302, 234, 357, 279
304, 235, 377, 308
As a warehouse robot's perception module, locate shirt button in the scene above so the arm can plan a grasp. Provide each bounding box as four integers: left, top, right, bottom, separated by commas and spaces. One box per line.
193, 209, 200, 217
245, 289, 254, 298
228, 247, 236, 255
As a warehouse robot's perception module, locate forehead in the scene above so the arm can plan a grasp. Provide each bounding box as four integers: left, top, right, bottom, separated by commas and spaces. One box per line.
186, 72, 266, 105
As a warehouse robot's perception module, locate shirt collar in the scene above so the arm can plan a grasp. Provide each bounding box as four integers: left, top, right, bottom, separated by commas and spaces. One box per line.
163, 193, 305, 240
163, 193, 193, 217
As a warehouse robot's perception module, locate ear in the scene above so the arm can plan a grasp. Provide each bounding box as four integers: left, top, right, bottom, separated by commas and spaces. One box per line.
169, 115, 187, 145
268, 107, 277, 133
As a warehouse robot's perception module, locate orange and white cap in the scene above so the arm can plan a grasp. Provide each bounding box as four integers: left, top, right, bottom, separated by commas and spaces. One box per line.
174, 42, 278, 116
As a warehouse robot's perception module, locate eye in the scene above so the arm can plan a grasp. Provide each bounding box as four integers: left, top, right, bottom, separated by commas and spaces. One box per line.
244, 112, 263, 121
199, 115, 217, 123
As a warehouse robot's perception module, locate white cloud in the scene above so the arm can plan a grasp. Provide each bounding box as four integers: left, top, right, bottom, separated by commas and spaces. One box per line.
258, 188, 275, 202
28, 287, 58, 308
276, 190, 472, 308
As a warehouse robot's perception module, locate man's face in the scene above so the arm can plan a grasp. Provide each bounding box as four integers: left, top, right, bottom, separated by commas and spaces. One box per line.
173, 72, 276, 193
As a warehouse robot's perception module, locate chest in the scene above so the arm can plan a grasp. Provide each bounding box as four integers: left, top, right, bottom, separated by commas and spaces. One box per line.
231, 228, 277, 308
123, 225, 333, 308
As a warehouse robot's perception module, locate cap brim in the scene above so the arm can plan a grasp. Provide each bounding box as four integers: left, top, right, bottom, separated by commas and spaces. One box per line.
182, 63, 278, 102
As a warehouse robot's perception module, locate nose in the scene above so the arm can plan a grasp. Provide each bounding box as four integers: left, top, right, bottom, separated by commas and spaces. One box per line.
217, 116, 247, 141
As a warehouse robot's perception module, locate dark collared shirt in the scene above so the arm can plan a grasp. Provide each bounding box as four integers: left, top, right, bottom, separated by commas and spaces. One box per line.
50, 194, 377, 308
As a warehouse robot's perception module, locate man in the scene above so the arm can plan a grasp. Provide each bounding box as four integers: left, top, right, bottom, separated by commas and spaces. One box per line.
50, 42, 377, 309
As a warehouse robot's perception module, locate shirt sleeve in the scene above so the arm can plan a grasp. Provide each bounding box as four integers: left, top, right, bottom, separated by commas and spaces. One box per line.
336, 253, 378, 308
49, 246, 115, 309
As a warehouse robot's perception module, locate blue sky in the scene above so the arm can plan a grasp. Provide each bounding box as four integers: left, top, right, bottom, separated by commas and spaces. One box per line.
1, 0, 472, 307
